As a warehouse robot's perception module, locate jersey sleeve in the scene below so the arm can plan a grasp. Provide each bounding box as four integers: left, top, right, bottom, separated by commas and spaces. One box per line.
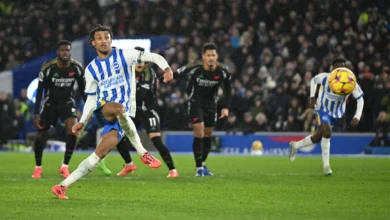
176, 60, 203, 76
310, 73, 329, 97
84, 67, 98, 95
38, 62, 49, 83
123, 49, 170, 70
352, 83, 364, 100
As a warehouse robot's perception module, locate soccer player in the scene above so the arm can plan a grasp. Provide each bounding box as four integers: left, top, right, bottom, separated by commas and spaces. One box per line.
51, 24, 173, 199
115, 55, 179, 178
176, 43, 232, 177
32, 40, 85, 179
289, 58, 364, 175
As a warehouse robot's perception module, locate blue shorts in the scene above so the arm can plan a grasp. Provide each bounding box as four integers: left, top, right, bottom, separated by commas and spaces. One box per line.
94, 101, 125, 143
315, 110, 337, 127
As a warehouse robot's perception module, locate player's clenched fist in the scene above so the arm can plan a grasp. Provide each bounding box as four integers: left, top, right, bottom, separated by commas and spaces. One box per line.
72, 123, 85, 136
163, 68, 173, 83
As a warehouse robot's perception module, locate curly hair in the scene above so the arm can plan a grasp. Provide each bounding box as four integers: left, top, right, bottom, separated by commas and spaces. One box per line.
88, 24, 113, 46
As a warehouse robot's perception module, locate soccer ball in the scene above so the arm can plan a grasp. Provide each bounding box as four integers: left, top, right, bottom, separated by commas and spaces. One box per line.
251, 141, 263, 150
328, 67, 356, 96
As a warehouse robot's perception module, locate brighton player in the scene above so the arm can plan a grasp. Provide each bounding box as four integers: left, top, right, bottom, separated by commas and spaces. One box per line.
51, 24, 173, 199
289, 58, 364, 175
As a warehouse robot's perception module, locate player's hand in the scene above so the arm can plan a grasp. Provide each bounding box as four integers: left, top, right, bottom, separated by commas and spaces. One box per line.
351, 118, 360, 127
309, 97, 316, 109
163, 68, 173, 83
219, 108, 229, 119
72, 123, 85, 136
33, 114, 43, 129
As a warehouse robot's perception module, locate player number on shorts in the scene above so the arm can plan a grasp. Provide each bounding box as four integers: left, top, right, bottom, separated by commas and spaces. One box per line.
149, 118, 157, 126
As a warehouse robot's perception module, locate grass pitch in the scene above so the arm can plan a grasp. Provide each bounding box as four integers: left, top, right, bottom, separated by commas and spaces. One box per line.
0, 152, 389, 220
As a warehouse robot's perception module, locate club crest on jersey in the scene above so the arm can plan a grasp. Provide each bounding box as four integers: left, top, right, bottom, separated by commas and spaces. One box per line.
68, 72, 75, 77
112, 62, 120, 72
322, 116, 328, 121
213, 76, 220, 80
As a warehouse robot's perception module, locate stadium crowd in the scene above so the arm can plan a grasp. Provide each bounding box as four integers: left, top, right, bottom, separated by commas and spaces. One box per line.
0, 0, 390, 143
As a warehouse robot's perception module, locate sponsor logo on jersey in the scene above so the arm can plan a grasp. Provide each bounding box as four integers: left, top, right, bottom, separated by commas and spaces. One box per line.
100, 75, 125, 89
199, 74, 204, 79
196, 78, 219, 87
53, 73, 59, 78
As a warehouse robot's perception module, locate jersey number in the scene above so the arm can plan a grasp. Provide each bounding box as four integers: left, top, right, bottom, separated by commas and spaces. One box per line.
149, 118, 157, 127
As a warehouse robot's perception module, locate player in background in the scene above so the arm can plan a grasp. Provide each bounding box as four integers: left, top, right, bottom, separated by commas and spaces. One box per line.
114, 50, 178, 178
51, 24, 173, 199
289, 58, 364, 175
32, 40, 85, 179
176, 43, 232, 177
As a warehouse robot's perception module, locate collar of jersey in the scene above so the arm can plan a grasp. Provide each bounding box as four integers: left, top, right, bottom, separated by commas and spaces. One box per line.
95, 47, 115, 62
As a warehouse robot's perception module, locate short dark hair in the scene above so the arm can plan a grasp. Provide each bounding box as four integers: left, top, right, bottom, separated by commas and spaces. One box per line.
202, 43, 218, 53
331, 58, 346, 67
88, 24, 113, 46
56, 40, 71, 50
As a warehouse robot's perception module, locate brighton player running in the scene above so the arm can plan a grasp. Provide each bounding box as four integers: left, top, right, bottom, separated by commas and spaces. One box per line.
51, 24, 173, 199
289, 58, 364, 175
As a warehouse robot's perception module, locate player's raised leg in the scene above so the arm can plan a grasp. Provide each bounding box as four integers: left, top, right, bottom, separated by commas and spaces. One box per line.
101, 102, 161, 168
116, 137, 137, 176
52, 129, 119, 200
289, 127, 322, 162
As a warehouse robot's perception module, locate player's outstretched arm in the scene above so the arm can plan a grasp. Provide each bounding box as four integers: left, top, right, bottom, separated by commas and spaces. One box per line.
351, 84, 364, 126
127, 49, 173, 82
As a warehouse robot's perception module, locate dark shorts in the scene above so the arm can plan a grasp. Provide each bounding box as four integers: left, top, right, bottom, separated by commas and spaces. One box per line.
188, 99, 217, 127
39, 100, 77, 131
133, 109, 161, 134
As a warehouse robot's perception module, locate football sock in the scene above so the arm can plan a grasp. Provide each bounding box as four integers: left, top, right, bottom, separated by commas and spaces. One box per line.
321, 137, 330, 167
117, 113, 147, 156
63, 135, 77, 165
202, 137, 212, 163
151, 136, 175, 170
60, 152, 101, 187
193, 137, 203, 168
34, 138, 45, 166
294, 135, 314, 149
116, 137, 133, 164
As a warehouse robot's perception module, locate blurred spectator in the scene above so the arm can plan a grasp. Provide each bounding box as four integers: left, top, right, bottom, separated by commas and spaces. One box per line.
240, 112, 257, 135
225, 112, 239, 134
369, 111, 390, 146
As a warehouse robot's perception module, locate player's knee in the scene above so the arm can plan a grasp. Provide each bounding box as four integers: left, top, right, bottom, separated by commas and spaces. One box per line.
204, 130, 213, 137
194, 129, 204, 138
114, 106, 126, 116
323, 130, 332, 138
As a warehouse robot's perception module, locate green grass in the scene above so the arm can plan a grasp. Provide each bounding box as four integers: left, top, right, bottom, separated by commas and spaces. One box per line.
0, 153, 389, 220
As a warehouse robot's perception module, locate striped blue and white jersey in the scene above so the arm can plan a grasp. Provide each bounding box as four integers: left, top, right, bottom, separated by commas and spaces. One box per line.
84, 47, 141, 117
313, 73, 364, 119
